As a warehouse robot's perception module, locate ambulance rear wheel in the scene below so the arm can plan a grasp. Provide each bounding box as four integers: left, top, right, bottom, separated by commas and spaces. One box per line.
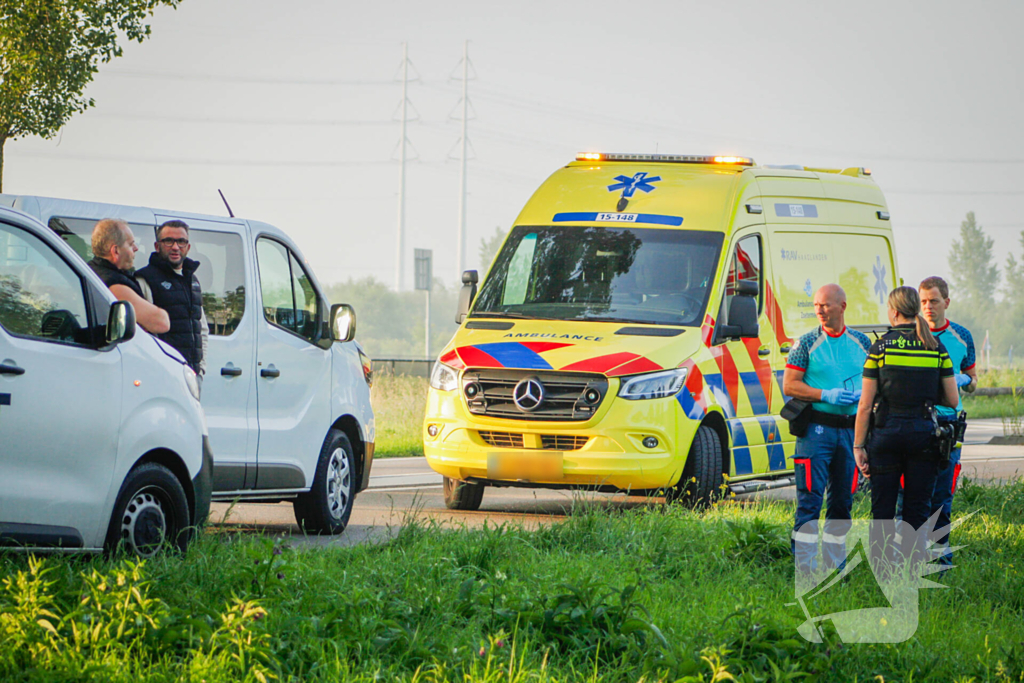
669, 424, 724, 507
443, 476, 484, 510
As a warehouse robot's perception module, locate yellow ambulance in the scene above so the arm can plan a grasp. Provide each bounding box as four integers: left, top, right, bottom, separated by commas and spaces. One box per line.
424, 153, 897, 509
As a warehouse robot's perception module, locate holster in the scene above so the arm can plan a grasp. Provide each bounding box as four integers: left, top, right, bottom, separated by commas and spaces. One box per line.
781, 398, 813, 438
927, 403, 956, 469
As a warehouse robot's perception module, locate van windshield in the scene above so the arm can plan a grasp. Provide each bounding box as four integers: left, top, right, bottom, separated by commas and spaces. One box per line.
472, 226, 724, 326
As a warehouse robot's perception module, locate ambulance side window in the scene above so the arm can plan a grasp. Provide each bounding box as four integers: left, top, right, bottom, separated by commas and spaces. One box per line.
721, 234, 763, 323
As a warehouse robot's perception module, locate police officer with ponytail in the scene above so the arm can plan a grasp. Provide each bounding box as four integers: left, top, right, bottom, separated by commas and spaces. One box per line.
853, 287, 959, 535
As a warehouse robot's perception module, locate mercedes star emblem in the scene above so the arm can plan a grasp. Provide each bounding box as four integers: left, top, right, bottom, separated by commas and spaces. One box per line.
513, 377, 545, 412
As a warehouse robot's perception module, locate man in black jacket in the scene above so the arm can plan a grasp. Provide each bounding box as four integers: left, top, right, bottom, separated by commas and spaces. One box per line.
136, 220, 208, 382
88, 219, 170, 335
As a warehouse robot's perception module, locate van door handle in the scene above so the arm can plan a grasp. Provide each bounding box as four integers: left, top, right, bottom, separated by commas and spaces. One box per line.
780, 343, 793, 354
260, 368, 280, 378
221, 366, 242, 377
0, 363, 25, 376
757, 346, 771, 357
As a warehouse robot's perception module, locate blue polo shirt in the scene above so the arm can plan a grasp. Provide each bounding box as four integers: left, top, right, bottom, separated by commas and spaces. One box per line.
788, 326, 872, 415
932, 320, 975, 415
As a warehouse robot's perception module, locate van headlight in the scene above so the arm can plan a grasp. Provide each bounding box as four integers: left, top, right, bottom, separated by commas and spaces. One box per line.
617, 368, 688, 400
429, 361, 459, 392
183, 365, 201, 402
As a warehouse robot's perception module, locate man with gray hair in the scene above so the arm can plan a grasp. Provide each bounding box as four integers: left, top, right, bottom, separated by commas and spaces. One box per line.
783, 283, 871, 572
87, 219, 170, 334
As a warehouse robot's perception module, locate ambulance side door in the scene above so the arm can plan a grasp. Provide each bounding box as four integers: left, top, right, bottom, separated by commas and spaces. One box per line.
712, 229, 782, 477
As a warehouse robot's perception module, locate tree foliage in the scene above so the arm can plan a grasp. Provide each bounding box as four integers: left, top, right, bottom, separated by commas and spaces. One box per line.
0, 0, 181, 190
947, 211, 998, 340
478, 226, 507, 273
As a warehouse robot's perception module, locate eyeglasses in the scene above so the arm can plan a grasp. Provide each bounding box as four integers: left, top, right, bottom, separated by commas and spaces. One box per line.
159, 238, 189, 247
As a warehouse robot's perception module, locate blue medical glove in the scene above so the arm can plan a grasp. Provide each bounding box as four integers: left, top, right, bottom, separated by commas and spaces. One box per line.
955, 373, 972, 388
849, 389, 862, 403
821, 388, 858, 405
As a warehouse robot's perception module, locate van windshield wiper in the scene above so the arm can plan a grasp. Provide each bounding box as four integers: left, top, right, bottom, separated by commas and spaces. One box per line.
573, 315, 666, 325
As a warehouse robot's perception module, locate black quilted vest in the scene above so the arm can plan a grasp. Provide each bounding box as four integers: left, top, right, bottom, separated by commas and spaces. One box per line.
88, 257, 143, 297
136, 253, 204, 372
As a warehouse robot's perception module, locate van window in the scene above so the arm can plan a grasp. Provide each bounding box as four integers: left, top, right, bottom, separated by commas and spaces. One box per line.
256, 237, 320, 342
722, 234, 763, 318
48, 217, 248, 337
0, 223, 91, 346
473, 226, 724, 327
190, 231, 246, 336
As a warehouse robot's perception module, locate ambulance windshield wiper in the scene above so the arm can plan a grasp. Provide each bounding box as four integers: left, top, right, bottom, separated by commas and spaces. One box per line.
470, 311, 559, 321
574, 315, 663, 325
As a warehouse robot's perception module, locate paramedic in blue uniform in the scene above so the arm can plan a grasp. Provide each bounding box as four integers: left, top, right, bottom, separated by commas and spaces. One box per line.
920, 276, 976, 565
783, 283, 872, 571
854, 287, 959, 551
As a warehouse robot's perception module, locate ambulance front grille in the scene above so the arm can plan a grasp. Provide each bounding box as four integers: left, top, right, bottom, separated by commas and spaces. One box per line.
462, 370, 608, 422
478, 431, 525, 448
540, 435, 590, 451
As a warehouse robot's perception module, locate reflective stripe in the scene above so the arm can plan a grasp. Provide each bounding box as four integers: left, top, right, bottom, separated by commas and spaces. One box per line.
822, 532, 847, 545
792, 530, 818, 543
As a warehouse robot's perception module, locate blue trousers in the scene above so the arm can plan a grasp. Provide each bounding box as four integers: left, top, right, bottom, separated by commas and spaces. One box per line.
930, 446, 962, 566
792, 424, 856, 571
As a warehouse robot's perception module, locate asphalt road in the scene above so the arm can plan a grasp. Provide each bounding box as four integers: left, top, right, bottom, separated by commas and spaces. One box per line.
208, 418, 1024, 548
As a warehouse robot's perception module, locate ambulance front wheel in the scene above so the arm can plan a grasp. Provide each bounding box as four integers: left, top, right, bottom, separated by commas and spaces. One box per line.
669, 424, 724, 507
444, 476, 484, 510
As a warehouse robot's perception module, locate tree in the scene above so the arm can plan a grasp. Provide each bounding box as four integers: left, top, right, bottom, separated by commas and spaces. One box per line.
478, 226, 507, 271
0, 0, 181, 191
947, 211, 998, 338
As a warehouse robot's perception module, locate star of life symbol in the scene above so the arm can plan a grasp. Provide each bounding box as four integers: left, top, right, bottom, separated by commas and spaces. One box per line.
161, 282, 172, 289
607, 172, 661, 198
803, 278, 813, 297
790, 512, 973, 643
873, 255, 888, 303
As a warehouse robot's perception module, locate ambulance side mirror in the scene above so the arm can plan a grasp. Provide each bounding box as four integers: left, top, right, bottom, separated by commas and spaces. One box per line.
717, 280, 759, 341
456, 270, 478, 324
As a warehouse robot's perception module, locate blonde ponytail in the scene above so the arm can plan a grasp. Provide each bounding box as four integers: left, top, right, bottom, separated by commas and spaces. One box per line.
888, 286, 938, 350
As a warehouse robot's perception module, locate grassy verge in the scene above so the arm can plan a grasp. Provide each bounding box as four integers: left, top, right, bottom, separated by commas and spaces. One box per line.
3, 479, 1024, 681
371, 374, 428, 457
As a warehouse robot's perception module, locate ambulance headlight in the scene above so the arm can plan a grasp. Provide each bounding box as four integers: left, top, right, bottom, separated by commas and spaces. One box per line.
183, 365, 201, 402
430, 361, 459, 392
617, 368, 688, 400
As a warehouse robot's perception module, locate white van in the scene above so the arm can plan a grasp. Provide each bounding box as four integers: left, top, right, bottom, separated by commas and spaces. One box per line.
0, 195, 376, 535
0, 206, 210, 554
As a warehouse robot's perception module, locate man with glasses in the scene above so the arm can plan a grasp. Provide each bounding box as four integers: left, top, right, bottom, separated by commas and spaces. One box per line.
136, 220, 208, 384
88, 218, 170, 335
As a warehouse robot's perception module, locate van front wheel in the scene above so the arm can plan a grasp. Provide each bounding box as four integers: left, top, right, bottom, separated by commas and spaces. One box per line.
668, 424, 724, 507
443, 476, 484, 510
294, 430, 355, 534
105, 462, 192, 557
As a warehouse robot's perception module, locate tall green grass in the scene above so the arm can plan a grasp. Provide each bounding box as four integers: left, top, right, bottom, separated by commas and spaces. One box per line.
3, 480, 1024, 681
372, 374, 429, 457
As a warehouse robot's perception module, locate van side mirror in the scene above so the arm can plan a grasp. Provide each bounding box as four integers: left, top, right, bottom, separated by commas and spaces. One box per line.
717, 280, 759, 340
456, 270, 478, 324
330, 303, 357, 342
106, 300, 136, 345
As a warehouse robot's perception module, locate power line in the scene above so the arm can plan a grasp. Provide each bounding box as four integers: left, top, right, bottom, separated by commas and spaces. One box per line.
12, 151, 394, 167
88, 112, 395, 126
102, 68, 394, 86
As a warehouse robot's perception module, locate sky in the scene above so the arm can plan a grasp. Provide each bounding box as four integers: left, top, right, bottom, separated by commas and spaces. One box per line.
5, 0, 1024, 297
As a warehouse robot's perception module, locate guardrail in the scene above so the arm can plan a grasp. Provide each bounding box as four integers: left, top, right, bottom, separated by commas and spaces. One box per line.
372, 358, 433, 378
974, 387, 1024, 397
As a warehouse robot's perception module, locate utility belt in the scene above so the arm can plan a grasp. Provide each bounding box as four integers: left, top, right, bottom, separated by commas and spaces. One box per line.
807, 410, 856, 430
870, 398, 965, 468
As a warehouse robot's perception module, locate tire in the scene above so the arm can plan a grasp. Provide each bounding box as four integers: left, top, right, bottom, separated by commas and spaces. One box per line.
293, 430, 356, 534
668, 424, 725, 507
105, 462, 192, 557
443, 476, 484, 510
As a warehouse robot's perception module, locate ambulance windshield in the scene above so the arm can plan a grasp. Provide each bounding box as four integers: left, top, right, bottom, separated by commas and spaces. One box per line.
472, 226, 724, 326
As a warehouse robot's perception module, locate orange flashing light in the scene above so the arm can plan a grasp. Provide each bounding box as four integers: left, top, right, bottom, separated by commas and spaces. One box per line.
575, 152, 754, 166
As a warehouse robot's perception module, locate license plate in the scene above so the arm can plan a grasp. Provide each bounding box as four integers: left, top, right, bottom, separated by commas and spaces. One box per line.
487, 451, 563, 481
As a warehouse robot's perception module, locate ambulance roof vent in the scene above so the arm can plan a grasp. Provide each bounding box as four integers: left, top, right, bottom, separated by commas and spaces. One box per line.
576, 152, 754, 166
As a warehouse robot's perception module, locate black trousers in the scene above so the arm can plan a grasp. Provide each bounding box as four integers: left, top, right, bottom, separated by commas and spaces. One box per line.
868, 415, 939, 530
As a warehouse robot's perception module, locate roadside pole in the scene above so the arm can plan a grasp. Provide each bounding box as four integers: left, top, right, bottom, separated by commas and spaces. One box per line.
415, 249, 433, 358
